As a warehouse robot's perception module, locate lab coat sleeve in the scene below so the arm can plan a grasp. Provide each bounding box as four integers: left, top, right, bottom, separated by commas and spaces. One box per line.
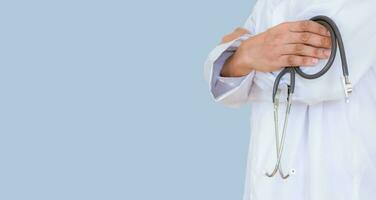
204, 35, 256, 108
203, 2, 261, 108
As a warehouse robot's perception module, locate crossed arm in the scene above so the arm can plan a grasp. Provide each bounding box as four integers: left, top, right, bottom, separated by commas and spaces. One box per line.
219, 20, 332, 77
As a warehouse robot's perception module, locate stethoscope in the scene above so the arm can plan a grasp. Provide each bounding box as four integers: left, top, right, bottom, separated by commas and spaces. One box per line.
265, 15, 353, 179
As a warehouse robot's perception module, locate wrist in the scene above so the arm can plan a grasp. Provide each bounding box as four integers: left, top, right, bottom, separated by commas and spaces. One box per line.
220, 53, 254, 77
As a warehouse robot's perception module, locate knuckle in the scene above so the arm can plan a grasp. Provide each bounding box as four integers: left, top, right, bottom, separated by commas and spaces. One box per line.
295, 44, 305, 53
280, 22, 289, 29
327, 38, 332, 47
321, 37, 329, 46
300, 20, 310, 30
319, 26, 326, 35
278, 22, 286, 28
301, 33, 311, 42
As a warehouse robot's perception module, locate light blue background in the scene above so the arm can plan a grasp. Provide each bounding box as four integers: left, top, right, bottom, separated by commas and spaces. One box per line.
0, 0, 256, 199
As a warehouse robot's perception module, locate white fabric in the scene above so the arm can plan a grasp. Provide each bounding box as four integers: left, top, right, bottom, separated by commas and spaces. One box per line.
204, 0, 376, 199
208, 34, 256, 107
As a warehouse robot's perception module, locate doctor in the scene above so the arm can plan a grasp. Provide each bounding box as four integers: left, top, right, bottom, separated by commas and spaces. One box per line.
204, 0, 376, 199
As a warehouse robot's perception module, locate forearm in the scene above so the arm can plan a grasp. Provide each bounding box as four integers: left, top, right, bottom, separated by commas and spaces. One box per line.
219, 33, 262, 77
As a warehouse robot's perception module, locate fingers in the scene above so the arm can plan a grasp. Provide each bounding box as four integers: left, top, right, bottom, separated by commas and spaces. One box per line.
281, 44, 331, 59
279, 55, 319, 67
234, 27, 249, 35
221, 27, 250, 44
288, 20, 330, 37
286, 32, 332, 48
274, 20, 332, 68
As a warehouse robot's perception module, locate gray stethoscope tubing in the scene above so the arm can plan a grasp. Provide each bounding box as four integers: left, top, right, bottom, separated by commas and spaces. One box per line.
265, 15, 353, 179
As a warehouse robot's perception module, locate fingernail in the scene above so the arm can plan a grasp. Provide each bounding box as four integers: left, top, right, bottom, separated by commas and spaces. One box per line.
312, 58, 318, 64
324, 49, 331, 57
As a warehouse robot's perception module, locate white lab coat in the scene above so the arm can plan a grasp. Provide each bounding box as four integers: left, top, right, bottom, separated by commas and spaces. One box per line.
204, 0, 376, 199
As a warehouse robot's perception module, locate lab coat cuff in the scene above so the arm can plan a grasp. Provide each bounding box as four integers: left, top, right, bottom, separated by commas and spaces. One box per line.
212, 71, 255, 102
205, 34, 254, 101
205, 34, 252, 87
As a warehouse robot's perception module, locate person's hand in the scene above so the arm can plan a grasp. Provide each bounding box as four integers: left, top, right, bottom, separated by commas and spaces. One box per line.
221, 20, 332, 77
220, 27, 249, 44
